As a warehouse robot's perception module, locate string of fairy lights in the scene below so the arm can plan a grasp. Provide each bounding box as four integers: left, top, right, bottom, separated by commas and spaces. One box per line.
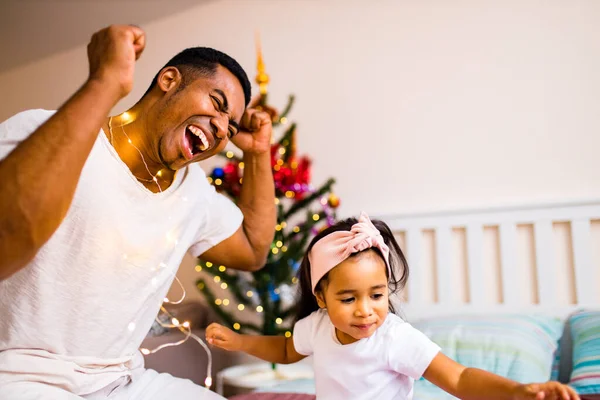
110, 110, 214, 389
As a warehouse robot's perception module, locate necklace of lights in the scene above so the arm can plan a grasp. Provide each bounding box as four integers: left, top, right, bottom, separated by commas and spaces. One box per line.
109, 111, 213, 389
108, 114, 163, 193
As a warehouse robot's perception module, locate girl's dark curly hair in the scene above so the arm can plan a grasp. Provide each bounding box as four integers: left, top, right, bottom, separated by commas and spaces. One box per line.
295, 217, 409, 323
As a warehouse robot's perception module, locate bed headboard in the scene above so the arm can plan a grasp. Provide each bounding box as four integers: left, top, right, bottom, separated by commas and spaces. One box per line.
380, 200, 600, 320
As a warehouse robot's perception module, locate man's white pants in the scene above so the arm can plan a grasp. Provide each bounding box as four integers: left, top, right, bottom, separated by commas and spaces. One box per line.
0, 369, 225, 400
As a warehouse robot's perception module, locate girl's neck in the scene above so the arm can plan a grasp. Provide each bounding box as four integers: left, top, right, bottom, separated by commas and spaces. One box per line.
335, 328, 359, 345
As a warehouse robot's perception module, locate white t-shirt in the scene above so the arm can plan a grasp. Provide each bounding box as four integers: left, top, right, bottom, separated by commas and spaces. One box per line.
293, 309, 440, 400
0, 109, 243, 395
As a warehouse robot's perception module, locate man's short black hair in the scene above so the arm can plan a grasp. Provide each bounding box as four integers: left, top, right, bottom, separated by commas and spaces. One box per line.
144, 47, 252, 106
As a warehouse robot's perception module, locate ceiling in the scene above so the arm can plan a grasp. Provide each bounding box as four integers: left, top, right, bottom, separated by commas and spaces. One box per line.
0, 0, 214, 73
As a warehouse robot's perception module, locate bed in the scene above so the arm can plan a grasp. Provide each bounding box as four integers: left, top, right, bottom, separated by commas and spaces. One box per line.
230, 200, 600, 399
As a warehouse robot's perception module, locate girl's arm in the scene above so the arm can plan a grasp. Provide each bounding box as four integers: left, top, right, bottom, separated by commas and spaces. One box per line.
206, 323, 306, 365
423, 353, 580, 400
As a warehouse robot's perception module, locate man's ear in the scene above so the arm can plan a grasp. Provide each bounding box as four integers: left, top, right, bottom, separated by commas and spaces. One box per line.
157, 66, 182, 93
315, 291, 326, 309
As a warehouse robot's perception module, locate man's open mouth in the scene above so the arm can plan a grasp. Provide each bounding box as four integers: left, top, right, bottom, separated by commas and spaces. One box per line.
184, 124, 211, 157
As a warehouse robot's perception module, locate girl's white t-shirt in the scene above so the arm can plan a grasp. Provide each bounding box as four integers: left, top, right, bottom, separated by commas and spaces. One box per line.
0, 110, 243, 395
293, 309, 440, 400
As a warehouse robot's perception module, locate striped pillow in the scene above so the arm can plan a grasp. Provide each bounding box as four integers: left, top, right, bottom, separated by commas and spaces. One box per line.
569, 310, 600, 395
412, 314, 563, 383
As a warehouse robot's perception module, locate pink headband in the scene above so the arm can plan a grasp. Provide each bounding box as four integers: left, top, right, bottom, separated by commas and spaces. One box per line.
308, 212, 391, 294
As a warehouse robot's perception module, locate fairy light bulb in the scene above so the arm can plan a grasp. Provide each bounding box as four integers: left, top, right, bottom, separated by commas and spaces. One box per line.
140, 348, 150, 355
205, 377, 212, 388
171, 318, 180, 326
183, 321, 190, 328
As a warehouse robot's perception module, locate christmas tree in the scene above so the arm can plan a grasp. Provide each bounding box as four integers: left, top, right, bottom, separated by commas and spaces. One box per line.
195, 38, 340, 339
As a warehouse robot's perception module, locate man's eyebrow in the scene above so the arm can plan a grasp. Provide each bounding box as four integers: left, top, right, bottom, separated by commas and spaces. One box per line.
214, 88, 240, 132
214, 89, 229, 113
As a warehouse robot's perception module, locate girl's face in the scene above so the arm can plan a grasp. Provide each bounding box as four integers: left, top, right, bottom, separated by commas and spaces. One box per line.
315, 250, 389, 345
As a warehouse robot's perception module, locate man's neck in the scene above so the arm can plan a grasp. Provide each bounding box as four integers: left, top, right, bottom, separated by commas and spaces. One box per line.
105, 111, 175, 193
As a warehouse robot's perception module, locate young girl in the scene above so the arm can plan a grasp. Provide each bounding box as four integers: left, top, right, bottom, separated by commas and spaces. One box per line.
206, 213, 579, 400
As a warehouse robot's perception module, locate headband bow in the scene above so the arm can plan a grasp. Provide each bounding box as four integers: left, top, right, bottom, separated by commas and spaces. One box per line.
308, 212, 391, 294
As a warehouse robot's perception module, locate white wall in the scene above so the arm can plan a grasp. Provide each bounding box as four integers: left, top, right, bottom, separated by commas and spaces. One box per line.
2, 0, 599, 302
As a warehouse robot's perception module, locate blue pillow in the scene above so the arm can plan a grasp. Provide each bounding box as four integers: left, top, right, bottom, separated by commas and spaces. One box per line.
569, 310, 600, 395
412, 314, 563, 383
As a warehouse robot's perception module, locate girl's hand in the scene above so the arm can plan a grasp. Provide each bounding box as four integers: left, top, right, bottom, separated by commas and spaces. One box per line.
516, 382, 580, 400
205, 323, 243, 352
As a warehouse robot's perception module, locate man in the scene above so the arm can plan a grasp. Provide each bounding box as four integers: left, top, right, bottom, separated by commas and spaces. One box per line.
0, 25, 275, 399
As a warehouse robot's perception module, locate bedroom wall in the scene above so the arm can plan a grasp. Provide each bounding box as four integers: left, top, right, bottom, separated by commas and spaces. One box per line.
1, 0, 598, 306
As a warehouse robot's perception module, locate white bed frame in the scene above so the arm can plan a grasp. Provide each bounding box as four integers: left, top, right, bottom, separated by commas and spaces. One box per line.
381, 200, 600, 321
